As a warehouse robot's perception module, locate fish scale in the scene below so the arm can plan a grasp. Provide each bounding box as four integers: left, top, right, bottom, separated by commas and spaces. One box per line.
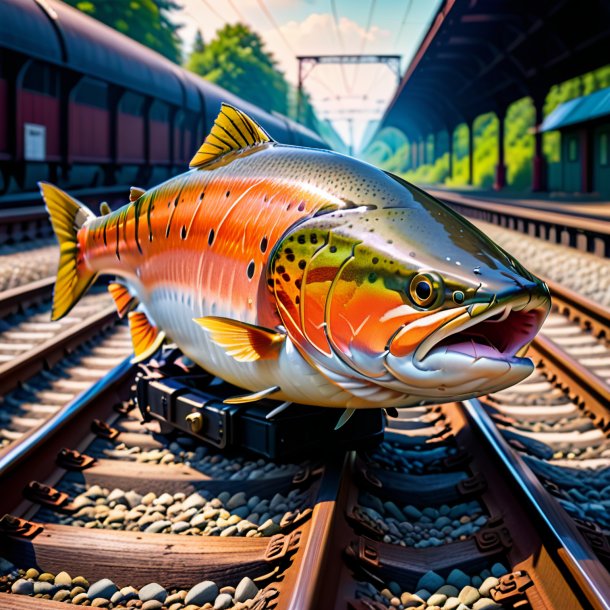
41, 103, 551, 416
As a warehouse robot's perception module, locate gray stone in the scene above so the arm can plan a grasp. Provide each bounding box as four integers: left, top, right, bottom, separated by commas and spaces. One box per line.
436, 585, 459, 597
490, 563, 508, 578
185, 581, 219, 606
227, 492, 247, 509
0, 557, 16, 576
11, 579, 34, 595
416, 571, 444, 593
413, 589, 430, 601
190, 513, 209, 528
384, 501, 405, 521
233, 505, 250, 519
478, 577, 500, 597
473, 600, 503, 610
443, 599, 460, 610
234, 576, 259, 602
214, 593, 234, 609
182, 492, 206, 510
139, 583, 167, 602
88, 578, 118, 600
34, 581, 57, 595
427, 593, 447, 606
447, 569, 470, 590
171, 521, 190, 534
458, 585, 480, 605
145, 520, 171, 533
124, 490, 143, 509
54, 571, 72, 587
107, 488, 126, 503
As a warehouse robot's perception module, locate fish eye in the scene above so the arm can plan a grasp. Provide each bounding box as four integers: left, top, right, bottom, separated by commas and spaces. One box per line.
409, 273, 440, 308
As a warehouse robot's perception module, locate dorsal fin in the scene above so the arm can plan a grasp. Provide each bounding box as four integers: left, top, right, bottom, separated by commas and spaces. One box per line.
129, 187, 146, 202
189, 103, 273, 169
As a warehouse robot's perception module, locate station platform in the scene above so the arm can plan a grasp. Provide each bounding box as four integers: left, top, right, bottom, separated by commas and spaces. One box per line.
425, 186, 610, 221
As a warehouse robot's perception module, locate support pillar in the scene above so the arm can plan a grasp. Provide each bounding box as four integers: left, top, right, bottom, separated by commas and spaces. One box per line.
411, 142, 418, 169
532, 96, 547, 192
468, 121, 474, 186
581, 128, 593, 193
447, 128, 453, 180
431, 132, 438, 165
419, 139, 425, 166
494, 110, 507, 190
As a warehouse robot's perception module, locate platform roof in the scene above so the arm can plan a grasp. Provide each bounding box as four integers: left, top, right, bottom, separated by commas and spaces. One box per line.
379, 0, 610, 140
541, 86, 610, 132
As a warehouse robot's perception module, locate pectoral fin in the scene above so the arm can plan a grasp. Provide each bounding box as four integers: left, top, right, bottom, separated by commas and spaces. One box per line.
335, 408, 356, 430
223, 385, 281, 405
128, 311, 166, 362
194, 316, 285, 363
108, 281, 137, 318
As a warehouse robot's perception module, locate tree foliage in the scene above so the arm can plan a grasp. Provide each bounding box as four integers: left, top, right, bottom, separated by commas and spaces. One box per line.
187, 23, 289, 117
65, 0, 182, 63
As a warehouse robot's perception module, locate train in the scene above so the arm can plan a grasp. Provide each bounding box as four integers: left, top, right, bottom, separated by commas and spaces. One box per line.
0, 0, 329, 196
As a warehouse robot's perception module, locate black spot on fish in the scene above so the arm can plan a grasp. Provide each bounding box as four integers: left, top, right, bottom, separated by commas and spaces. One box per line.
295, 278, 302, 289
277, 265, 285, 274
298, 235, 306, 245
199, 191, 205, 200
267, 278, 274, 287
298, 260, 306, 270
282, 273, 290, 282
181, 226, 187, 240
208, 229, 215, 246
368, 273, 377, 283
298, 202, 305, 212
286, 203, 291, 211
247, 261, 255, 279
295, 295, 300, 304
372, 257, 379, 264
330, 245, 337, 253
260, 236, 268, 253
310, 234, 318, 244
226, 190, 230, 197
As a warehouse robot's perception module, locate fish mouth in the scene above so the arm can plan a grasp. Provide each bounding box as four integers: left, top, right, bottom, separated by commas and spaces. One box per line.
414, 291, 550, 366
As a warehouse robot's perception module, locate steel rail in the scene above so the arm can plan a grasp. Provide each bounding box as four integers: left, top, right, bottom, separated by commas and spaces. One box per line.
463, 398, 610, 610
0, 304, 119, 396
545, 277, 610, 338
0, 276, 54, 319
0, 356, 132, 478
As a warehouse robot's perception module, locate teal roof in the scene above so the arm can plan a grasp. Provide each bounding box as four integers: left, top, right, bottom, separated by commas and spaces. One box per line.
541, 86, 610, 132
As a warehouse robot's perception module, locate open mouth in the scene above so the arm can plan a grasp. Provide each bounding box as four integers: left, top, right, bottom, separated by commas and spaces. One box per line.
415, 295, 549, 364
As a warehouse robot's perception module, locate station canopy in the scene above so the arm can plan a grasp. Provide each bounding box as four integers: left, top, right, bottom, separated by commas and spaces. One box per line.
379, 0, 610, 139
541, 86, 610, 132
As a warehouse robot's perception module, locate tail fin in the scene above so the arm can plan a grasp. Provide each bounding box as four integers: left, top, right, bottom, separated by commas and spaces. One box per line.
39, 182, 97, 320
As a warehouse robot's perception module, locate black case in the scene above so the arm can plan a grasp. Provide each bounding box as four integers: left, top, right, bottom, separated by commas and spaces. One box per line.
136, 359, 384, 460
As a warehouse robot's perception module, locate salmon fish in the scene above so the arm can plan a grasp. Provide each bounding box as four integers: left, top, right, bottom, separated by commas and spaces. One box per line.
41, 104, 550, 425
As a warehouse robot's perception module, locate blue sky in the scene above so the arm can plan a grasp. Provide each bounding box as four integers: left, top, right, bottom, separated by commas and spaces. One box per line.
177, 1, 444, 149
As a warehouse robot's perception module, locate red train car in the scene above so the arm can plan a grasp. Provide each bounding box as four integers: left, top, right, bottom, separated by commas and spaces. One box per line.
0, 0, 328, 196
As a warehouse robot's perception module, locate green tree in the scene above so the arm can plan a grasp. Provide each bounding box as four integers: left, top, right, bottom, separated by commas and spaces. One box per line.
187, 23, 289, 116
193, 30, 205, 54
65, 0, 182, 63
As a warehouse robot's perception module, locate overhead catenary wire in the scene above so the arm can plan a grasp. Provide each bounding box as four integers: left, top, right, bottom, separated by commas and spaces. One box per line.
329, 0, 352, 94
256, 0, 298, 57
349, 0, 377, 92
198, 0, 231, 24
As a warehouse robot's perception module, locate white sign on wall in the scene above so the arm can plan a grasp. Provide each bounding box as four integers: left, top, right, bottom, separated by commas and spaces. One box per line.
24, 123, 46, 161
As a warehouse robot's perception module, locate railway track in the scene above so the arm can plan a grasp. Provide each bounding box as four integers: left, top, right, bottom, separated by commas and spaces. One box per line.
1, 277, 609, 609
0, 189, 609, 609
